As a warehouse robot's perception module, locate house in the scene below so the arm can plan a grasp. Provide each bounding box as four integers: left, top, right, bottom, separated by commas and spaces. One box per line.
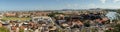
0, 22, 2, 27
4, 12, 16, 17
19, 13, 31, 18
32, 12, 51, 17
0, 13, 3, 19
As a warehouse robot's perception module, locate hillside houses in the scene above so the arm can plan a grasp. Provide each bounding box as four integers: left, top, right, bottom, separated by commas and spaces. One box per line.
4, 12, 16, 17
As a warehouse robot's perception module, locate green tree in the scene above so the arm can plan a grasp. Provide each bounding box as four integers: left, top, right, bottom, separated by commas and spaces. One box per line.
19, 29, 24, 32
48, 12, 64, 17
105, 24, 120, 32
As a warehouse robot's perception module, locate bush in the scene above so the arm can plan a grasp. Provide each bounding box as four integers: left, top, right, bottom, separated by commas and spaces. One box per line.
0, 27, 9, 32
19, 29, 24, 32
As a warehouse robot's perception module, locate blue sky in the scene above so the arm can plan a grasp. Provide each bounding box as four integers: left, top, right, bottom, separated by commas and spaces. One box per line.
0, 0, 120, 10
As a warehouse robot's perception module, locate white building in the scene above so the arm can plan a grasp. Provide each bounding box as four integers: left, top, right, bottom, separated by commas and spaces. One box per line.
32, 16, 54, 25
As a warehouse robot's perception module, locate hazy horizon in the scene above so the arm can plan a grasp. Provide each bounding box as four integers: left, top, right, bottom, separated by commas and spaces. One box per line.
1, 0, 120, 11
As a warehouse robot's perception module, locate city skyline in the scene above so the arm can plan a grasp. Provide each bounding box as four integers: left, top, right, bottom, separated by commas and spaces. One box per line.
0, 0, 120, 11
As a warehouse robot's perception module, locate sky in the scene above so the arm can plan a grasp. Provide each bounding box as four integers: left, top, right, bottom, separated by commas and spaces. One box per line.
0, 0, 120, 11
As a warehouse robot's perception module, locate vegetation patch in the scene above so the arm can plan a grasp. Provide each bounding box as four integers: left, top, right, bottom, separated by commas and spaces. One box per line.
1, 17, 31, 21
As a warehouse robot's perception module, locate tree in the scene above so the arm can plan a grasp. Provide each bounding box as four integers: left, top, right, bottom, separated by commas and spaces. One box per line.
48, 12, 64, 17
105, 24, 120, 32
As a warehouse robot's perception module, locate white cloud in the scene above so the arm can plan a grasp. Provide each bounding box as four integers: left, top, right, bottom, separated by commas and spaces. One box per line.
100, 0, 120, 3
87, 4, 106, 8
100, 0, 106, 3
113, 0, 120, 3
